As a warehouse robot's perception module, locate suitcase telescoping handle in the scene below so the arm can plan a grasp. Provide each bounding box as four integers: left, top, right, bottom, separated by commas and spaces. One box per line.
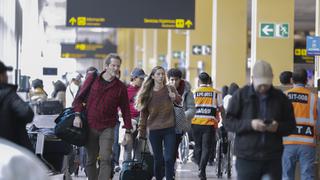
132, 137, 148, 164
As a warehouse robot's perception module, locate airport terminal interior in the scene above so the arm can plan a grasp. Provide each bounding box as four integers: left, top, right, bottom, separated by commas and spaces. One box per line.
1, 0, 320, 179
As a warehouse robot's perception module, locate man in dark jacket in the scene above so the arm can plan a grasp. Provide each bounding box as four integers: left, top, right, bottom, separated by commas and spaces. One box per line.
224, 60, 296, 180
0, 61, 34, 150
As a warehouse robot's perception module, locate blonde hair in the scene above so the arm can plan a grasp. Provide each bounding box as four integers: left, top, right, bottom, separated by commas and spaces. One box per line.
135, 66, 166, 111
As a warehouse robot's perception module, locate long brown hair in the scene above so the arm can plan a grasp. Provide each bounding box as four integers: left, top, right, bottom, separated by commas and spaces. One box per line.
135, 66, 166, 111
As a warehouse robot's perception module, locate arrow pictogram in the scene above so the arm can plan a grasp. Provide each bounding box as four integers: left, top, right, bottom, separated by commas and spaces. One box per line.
262, 25, 273, 36
69, 17, 77, 25
193, 46, 202, 55
185, 20, 193, 28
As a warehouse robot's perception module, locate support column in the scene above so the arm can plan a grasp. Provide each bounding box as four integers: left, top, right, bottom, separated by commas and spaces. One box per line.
157, 30, 168, 68
117, 29, 135, 82
212, 0, 247, 88
250, 0, 294, 85
171, 30, 186, 70
189, 0, 212, 87
134, 29, 143, 68
142, 29, 156, 72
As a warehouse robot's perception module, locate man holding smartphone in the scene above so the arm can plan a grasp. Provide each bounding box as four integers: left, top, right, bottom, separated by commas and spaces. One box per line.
224, 60, 296, 180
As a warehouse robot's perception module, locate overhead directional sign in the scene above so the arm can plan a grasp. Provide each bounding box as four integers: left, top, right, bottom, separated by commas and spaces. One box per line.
306, 36, 320, 56
66, 0, 195, 29
192, 45, 211, 55
294, 48, 314, 64
61, 42, 117, 59
260, 23, 289, 38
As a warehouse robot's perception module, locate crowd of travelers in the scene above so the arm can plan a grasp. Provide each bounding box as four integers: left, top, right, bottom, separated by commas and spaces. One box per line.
0, 55, 319, 180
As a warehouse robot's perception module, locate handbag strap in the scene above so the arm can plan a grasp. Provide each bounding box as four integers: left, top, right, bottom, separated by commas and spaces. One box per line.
132, 138, 148, 164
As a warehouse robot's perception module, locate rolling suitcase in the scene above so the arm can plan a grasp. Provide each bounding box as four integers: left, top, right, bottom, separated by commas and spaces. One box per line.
141, 152, 154, 180
119, 161, 149, 180
119, 138, 152, 180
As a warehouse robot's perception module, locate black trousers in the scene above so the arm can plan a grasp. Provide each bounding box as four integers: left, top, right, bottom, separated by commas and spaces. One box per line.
236, 158, 282, 180
192, 124, 215, 173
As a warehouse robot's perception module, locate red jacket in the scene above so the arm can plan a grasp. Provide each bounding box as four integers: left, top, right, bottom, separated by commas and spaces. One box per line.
127, 85, 140, 119
73, 71, 132, 131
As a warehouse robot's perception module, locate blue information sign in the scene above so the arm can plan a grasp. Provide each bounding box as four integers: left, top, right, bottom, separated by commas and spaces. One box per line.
306, 36, 320, 56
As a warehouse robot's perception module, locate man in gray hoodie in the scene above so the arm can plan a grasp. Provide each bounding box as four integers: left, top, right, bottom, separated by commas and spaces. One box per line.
167, 68, 196, 164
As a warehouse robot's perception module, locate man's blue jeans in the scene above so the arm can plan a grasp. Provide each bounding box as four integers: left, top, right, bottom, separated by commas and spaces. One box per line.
282, 144, 316, 180
149, 127, 176, 180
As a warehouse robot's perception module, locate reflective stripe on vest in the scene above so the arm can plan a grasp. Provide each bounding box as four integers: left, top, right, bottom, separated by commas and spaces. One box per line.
283, 87, 317, 146
192, 86, 220, 126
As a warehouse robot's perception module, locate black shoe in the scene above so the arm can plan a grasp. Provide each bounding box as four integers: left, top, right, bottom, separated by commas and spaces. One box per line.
198, 170, 206, 180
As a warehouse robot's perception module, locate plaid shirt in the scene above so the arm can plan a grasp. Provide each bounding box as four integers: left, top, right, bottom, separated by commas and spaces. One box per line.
73, 71, 132, 131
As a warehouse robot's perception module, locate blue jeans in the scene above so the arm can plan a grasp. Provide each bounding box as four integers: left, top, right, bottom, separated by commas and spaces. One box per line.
149, 127, 176, 180
282, 144, 316, 180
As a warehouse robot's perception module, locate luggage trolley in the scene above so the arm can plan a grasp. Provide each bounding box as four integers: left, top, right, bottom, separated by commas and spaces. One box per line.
30, 114, 73, 178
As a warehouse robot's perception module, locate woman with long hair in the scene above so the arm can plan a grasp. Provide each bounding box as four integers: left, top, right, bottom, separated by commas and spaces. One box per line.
136, 66, 182, 180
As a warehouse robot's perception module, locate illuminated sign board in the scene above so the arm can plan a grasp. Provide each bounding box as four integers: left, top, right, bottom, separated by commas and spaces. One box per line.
66, 0, 195, 29
294, 48, 314, 64
61, 42, 117, 59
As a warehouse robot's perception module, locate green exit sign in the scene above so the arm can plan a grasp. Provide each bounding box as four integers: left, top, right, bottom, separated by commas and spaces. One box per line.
259, 23, 289, 38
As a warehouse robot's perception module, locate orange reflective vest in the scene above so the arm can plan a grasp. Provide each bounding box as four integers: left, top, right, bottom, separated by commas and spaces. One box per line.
283, 86, 318, 146
192, 85, 222, 127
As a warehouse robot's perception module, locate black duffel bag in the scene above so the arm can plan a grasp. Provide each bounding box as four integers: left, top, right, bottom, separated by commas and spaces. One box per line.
54, 108, 88, 146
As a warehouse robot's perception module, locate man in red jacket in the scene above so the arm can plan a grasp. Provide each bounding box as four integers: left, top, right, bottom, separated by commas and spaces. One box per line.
72, 54, 133, 180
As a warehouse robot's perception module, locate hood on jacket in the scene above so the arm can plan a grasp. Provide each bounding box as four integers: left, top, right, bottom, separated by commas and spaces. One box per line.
183, 80, 192, 93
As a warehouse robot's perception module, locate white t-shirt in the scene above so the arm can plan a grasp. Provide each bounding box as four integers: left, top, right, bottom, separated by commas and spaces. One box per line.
65, 83, 79, 108
223, 94, 232, 111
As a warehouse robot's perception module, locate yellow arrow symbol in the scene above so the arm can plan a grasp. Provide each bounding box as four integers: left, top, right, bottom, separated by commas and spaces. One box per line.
185, 20, 193, 28
69, 17, 77, 25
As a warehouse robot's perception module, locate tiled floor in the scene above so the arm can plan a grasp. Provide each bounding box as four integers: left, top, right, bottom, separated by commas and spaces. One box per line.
51, 160, 237, 180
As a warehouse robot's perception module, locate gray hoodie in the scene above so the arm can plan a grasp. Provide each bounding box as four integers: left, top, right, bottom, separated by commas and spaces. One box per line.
181, 81, 196, 130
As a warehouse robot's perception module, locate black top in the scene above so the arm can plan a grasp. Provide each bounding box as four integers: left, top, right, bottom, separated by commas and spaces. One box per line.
0, 83, 34, 150
224, 85, 296, 160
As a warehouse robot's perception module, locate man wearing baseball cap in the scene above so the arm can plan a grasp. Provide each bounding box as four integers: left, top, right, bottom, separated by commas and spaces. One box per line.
224, 60, 296, 180
122, 68, 147, 161
0, 61, 34, 150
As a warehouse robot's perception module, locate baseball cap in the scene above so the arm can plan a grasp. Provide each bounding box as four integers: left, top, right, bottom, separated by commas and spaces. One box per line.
0, 61, 13, 73
252, 60, 273, 86
131, 68, 147, 78
32, 79, 44, 89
